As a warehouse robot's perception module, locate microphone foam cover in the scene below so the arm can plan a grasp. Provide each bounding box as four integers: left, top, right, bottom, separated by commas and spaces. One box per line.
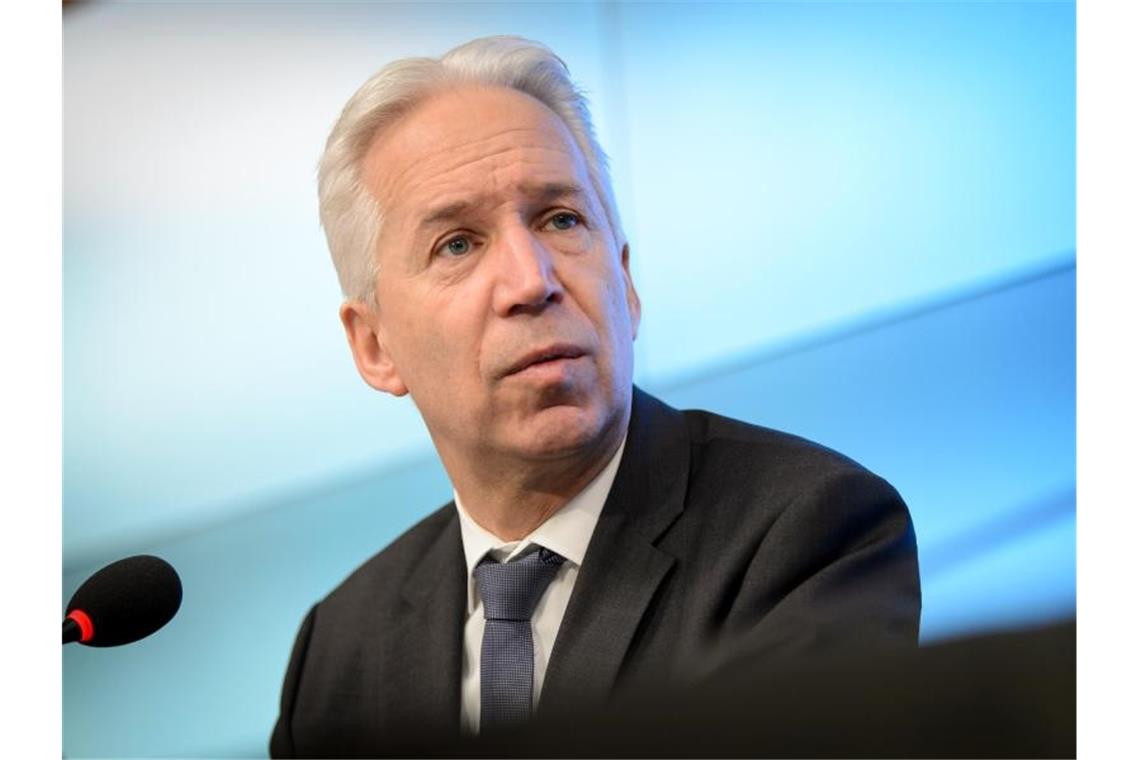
66, 555, 182, 647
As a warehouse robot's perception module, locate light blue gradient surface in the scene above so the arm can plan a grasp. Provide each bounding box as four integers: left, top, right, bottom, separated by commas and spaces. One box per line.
64, 2, 1074, 756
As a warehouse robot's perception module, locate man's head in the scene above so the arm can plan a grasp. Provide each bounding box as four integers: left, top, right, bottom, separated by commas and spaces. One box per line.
319, 36, 625, 304
321, 37, 640, 477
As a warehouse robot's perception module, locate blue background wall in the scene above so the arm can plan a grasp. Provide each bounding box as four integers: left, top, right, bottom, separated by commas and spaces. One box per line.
63, 2, 1074, 756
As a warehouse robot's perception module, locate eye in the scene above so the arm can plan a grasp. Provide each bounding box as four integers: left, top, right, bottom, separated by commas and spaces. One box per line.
440, 235, 473, 257
546, 211, 580, 231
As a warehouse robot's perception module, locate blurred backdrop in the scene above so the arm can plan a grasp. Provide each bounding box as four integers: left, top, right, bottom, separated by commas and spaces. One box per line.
63, 1, 1075, 757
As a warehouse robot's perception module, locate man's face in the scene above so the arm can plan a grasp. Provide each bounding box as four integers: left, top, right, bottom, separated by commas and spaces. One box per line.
343, 85, 641, 470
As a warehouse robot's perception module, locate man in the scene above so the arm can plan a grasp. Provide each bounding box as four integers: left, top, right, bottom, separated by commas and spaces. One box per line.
271, 36, 920, 758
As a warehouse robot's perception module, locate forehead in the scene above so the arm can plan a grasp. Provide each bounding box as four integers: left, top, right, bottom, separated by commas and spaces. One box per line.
361, 85, 592, 222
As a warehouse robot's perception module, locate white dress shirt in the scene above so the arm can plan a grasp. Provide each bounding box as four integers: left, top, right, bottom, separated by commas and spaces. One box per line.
454, 435, 626, 735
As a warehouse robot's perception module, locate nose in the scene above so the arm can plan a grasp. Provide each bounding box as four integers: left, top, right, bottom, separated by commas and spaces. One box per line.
490, 224, 563, 317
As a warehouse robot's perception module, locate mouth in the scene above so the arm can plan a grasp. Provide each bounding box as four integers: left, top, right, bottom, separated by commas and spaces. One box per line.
503, 343, 588, 377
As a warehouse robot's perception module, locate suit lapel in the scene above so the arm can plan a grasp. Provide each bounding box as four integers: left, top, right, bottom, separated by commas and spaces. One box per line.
541, 388, 691, 712
390, 509, 466, 733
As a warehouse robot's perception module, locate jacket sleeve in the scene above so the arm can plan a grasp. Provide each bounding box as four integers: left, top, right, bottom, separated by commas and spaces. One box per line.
269, 605, 317, 759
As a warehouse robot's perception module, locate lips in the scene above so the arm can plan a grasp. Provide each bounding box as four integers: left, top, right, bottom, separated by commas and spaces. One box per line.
503, 343, 587, 377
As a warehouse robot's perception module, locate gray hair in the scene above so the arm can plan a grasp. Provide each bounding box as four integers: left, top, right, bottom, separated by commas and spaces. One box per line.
318, 35, 625, 302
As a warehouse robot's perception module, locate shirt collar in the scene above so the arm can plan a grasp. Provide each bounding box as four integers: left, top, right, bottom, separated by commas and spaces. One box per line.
454, 432, 627, 587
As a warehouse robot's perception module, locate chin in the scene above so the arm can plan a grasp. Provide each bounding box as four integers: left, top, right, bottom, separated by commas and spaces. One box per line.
512, 403, 613, 460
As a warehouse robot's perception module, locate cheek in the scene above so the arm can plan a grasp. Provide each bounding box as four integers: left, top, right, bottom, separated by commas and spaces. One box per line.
603, 268, 635, 332
569, 258, 630, 333
378, 296, 442, 376
401, 300, 485, 382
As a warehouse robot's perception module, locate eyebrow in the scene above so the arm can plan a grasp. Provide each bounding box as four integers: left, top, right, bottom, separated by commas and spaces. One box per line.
417, 182, 590, 230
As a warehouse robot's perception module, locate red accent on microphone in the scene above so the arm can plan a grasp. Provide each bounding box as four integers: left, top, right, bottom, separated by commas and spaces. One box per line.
68, 609, 95, 643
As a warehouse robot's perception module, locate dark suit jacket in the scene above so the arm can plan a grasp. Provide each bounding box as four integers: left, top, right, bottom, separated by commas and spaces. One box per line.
271, 388, 921, 757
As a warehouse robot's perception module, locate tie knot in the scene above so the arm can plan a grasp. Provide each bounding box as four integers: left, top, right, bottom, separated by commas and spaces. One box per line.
474, 547, 566, 621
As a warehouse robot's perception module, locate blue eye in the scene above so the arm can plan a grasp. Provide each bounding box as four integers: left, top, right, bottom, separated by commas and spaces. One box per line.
444, 236, 471, 256
549, 212, 579, 230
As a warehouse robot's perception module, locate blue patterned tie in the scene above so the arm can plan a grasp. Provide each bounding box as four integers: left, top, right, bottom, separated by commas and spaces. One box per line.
474, 546, 566, 733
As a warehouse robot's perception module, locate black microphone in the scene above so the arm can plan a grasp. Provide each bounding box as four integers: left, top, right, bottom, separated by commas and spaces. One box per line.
63, 555, 182, 647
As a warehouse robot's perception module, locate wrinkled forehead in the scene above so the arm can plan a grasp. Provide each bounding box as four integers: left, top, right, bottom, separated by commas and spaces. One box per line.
361, 84, 598, 222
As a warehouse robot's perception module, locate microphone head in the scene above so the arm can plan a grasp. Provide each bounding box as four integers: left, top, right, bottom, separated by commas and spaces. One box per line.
65, 555, 182, 647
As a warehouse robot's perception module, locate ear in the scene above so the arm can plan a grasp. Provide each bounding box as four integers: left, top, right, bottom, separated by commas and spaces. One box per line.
339, 300, 409, 396
620, 243, 642, 340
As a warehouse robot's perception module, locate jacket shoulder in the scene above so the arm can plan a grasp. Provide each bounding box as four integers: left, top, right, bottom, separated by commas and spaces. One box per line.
681, 407, 879, 487
671, 405, 920, 647
676, 405, 913, 547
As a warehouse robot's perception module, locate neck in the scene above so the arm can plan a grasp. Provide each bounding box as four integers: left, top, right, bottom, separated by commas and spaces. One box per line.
444, 420, 627, 542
